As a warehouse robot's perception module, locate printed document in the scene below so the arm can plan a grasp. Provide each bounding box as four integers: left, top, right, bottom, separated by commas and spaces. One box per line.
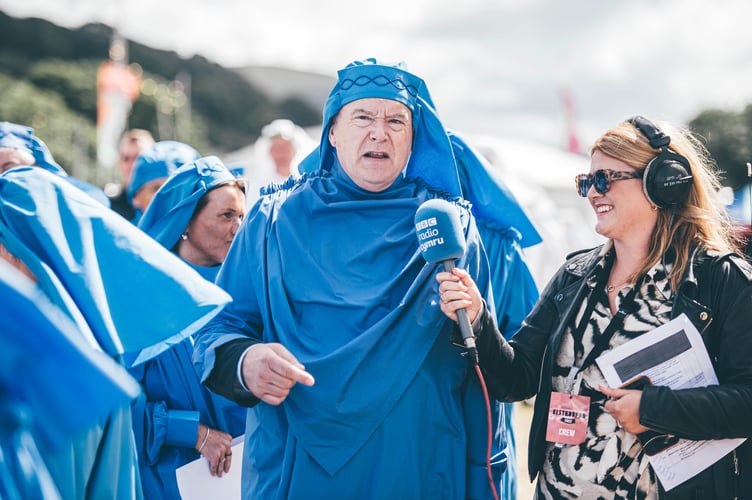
596, 314, 745, 490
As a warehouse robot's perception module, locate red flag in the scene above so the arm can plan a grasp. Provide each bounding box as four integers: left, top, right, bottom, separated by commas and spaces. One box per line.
560, 87, 582, 155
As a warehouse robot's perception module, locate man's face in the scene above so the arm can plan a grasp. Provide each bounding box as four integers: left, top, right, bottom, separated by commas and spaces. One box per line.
268, 136, 296, 176
118, 141, 143, 187
328, 98, 413, 193
131, 178, 166, 212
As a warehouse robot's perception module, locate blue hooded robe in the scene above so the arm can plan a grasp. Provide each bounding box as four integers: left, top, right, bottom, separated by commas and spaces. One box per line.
0, 121, 111, 207
195, 58, 506, 499
0, 167, 231, 499
132, 157, 247, 498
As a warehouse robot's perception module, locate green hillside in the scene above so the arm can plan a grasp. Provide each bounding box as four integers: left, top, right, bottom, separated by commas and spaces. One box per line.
0, 10, 321, 184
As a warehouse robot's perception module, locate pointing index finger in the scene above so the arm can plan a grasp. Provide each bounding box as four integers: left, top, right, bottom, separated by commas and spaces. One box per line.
289, 363, 315, 386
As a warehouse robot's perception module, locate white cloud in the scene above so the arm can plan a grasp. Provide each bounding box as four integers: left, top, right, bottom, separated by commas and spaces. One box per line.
3, 0, 752, 149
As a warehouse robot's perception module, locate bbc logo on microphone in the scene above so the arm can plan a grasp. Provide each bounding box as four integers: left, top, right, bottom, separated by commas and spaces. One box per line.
415, 216, 438, 230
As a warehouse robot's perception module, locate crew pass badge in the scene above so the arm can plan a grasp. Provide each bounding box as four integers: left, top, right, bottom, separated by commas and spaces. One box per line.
545, 392, 590, 445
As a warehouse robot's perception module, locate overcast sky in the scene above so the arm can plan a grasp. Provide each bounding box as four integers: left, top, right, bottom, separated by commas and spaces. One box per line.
2, 0, 752, 151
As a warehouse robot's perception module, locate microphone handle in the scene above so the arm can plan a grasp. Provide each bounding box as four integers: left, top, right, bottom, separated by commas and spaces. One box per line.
442, 261, 477, 351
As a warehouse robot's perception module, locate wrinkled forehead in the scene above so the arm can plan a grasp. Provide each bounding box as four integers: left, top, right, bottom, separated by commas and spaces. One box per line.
337, 98, 412, 119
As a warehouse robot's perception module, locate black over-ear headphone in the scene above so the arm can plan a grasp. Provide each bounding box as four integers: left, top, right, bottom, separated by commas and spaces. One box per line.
628, 115, 693, 209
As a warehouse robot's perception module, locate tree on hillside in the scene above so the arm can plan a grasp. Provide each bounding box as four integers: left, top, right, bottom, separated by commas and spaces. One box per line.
689, 109, 752, 189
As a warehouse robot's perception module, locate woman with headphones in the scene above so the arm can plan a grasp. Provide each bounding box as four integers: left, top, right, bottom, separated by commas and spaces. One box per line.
436, 116, 752, 498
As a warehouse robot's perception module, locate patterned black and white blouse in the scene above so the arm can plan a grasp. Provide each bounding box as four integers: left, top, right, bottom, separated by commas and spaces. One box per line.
535, 250, 674, 500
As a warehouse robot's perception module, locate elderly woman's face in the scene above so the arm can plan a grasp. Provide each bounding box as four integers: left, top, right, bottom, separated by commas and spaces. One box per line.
328, 98, 413, 192
180, 184, 246, 267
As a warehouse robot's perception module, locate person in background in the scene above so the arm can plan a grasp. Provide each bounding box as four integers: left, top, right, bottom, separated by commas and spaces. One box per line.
194, 58, 506, 499
0, 166, 231, 499
127, 140, 200, 223
437, 115, 752, 498
131, 156, 247, 498
107, 128, 155, 220
0, 120, 111, 207
243, 118, 313, 204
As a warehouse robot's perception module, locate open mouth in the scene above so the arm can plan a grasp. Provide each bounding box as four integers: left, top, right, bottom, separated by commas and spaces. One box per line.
364, 152, 389, 159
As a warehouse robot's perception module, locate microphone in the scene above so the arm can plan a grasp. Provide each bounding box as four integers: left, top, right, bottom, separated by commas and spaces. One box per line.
415, 199, 477, 360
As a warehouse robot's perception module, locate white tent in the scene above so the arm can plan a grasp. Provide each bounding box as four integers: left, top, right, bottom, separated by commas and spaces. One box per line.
469, 135, 604, 289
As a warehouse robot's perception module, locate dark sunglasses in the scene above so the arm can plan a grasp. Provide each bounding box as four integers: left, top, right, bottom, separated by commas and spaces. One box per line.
575, 169, 643, 197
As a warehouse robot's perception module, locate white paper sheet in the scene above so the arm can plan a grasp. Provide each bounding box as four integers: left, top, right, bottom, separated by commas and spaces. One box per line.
176, 434, 244, 499
596, 314, 745, 491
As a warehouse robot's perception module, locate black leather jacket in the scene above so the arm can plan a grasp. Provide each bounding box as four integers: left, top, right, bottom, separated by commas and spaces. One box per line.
474, 245, 752, 498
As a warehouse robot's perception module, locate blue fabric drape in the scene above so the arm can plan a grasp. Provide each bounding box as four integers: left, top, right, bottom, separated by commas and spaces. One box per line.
0, 260, 141, 500
0, 167, 231, 361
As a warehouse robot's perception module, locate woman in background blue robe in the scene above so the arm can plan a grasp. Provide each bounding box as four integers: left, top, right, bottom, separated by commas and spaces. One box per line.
0, 167, 231, 499
132, 156, 247, 498
195, 58, 506, 499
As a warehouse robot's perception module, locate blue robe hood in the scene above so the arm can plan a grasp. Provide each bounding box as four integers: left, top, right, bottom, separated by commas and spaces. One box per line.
449, 130, 541, 248
299, 58, 463, 197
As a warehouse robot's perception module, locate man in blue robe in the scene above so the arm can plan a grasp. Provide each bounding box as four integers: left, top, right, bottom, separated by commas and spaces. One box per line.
194, 58, 509, 499
0, 166, 231, 499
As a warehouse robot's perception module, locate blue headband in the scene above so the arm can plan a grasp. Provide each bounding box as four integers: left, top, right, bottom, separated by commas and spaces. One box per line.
299, 58, 462, 196
127, 141, 200, 202
139, 156, 240, 249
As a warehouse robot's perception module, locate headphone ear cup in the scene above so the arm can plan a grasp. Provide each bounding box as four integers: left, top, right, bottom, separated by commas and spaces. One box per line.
642, 151, 693, 208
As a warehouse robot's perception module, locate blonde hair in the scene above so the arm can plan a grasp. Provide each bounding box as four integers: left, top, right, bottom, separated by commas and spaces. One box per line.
590, 118, 741, 290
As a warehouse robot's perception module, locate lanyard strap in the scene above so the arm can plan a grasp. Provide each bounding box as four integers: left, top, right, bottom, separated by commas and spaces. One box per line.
568, 255, 640, 381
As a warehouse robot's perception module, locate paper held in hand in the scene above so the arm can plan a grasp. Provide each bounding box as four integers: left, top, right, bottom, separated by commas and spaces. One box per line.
176, 434, 245, 499
596, 313, 745, 491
